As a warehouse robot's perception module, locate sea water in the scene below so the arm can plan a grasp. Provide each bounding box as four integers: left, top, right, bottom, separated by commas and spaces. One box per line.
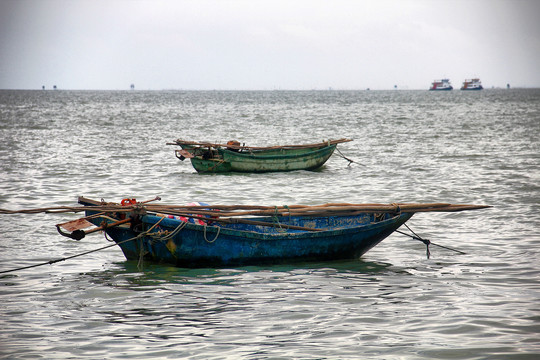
0, 89, 539, 359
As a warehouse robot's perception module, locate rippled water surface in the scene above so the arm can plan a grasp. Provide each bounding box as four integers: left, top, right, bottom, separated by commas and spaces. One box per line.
1, 89, 539, 359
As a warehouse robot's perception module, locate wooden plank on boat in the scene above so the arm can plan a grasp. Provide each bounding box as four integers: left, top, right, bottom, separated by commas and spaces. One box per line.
57, 218, 95, 232
177, 149, 194, 158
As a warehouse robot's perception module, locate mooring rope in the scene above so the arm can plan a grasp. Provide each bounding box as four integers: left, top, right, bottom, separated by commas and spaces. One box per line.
0, 217, 166, 275
0, 234, 139, 275
135, 217, 168, 270
137, 236, 146, 270
335, 147, 361, 167
396, 223, 466, 259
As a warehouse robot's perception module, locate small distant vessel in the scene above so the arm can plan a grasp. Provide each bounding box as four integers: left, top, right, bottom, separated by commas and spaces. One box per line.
429, 79, 453, 91
461, 78, 483, 90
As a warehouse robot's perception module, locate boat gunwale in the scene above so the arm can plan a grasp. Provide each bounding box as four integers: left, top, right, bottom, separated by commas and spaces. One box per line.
218, 143, 337, 160
76, 197, 414, 243
140, 212, 413, 241
170, 138, 352, 152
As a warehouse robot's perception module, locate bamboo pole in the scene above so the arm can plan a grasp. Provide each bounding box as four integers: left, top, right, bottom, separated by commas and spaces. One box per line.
0, 201, 491, 218
161, 212, 324, 232
166, 138, 353, 151
142, 202, 487, 218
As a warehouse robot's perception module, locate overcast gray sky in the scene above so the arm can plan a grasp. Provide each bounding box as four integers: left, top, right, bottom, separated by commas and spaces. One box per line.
1, 0, 539, 90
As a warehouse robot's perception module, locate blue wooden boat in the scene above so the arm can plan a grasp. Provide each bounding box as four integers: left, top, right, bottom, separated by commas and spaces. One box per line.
60, 197, 489, 268
75, 197, 414, 267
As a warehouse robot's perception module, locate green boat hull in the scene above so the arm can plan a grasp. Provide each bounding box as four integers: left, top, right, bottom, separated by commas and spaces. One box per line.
188, 144, 337, 173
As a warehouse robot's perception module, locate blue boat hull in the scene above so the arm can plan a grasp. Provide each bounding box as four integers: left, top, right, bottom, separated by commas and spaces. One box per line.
86, 208, 413, 267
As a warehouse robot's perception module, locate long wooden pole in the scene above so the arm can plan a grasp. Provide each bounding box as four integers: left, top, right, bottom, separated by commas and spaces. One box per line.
143, 203, 489, 218
0, 198, 490, 236
164, 212, 324, 232
1, 201, 491, 217
167, 138, 353, 151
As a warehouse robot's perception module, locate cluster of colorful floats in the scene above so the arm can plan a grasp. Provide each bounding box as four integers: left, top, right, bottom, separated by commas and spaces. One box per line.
429, 78, 484, 91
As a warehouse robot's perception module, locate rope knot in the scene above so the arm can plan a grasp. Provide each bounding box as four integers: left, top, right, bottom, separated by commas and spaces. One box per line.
283, 205, 291, 221
415, 236, 431, 246
413, 235, 431, 259
272, 206, 286, 233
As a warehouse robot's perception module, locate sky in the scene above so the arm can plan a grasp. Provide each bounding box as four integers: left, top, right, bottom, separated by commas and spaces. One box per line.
0, 0, 539, 90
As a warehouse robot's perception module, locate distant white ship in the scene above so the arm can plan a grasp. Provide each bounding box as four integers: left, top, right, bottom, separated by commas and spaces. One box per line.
429, 79, 453, 91
461, 78, 483, 90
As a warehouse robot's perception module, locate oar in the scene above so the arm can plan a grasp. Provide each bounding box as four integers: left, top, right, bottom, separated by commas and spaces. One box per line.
56, 218, 132, 240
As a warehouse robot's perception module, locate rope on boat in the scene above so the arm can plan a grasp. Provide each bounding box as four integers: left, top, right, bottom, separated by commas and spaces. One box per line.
272, 206, 286, 233
135, 216, 166, 270
283, 205, 292, 221
149, 219, 188, 242
396, 224, 466, 259
203, 224, 221, 243
200, 159, 226, 173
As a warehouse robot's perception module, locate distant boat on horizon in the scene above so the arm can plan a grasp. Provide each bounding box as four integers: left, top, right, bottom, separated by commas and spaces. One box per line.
429, 79, 453, 91
461, 78, 483, 90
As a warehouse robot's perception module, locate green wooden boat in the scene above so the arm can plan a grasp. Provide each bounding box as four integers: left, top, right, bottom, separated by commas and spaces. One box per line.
168, 139, 352, 173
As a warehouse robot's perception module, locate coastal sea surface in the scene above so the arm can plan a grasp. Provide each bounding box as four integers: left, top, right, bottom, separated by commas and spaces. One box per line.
0, 89, 539, 359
